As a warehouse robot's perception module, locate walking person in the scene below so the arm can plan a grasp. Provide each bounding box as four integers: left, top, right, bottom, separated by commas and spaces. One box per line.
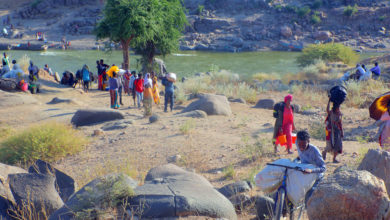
109, 72, 120, 109
322, 99, 343, 163
162, 73, 175, 112
123, 70, 131, 95
151, 71, 160, 105
81, 64, 90, 93
118, 72, 124, 105
272, 94, 296, 154
134, 73, 144, 108
143, 73, 153, 116
129, 71, 137, 106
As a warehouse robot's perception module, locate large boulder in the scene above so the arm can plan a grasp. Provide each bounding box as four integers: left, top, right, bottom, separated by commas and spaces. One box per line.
181, 94, 232, 116
313, 31, 332, 41
218, 181, 252, 198
71, 109, 125, 127
49, 173, 136, 220
8, 173, 64, 216
255, 195, 274, 220
175, 110, 208, 118
0, 180, 15, 220
307, 170, 390, 220
358, 149, 390, 197
28, 160, 76, 202
254, 99, 275, 109
129, 164, 237, 219
280, 26, 292, 38
0, 163, 27, 180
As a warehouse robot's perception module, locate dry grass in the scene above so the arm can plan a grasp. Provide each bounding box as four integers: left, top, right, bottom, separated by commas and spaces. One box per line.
344, 80, 388, 108
19, 54, 30, 74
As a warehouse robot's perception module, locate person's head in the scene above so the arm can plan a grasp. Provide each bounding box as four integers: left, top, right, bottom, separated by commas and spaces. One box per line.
100, 59, 104, 64
12, 60, 16, 64
297, 130, 310, 151
112, 71, 117, 78
30, 61, 33, 66
151, 71, 155, 77
112, 64, 115, 67
44, 64, 48, 68
138, 73, 142, 78
3, 53, 6, 57
362, 64, 366, 69
96, 60, 99, 65
356, 64, 360, 68
375, 62, 378, 66
284, 94, 293, 105
131, 71, 136, 76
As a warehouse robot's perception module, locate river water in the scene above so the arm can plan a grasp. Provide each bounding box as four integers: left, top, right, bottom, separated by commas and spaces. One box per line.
2, 50, 374, 78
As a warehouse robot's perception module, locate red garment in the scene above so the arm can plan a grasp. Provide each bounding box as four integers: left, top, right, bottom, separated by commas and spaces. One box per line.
282, 106, 294, 150
98, 75, 103, 90
134, 78, 144, 93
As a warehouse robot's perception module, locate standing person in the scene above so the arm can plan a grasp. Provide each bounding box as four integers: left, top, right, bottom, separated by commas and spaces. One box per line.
371, 62, 381, 80
2, 53, 10, 73
273, 94, 296, 154
123, 70, 131, 95
143, 73, 153, 116
109, 72, 120, 109
99, 60, 109, 91
117, 71, 124, 105
162, 73, 175, 112
323, 99, 343, 163
82, 64, 90, 93
134, 73, 144, 108
28, 61, 39, 79
151, 71, 160, 105
96, 60, 103, 90
129, 71, 137, 106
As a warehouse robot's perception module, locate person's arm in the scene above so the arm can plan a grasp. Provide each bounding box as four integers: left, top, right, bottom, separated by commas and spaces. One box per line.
326, 99, 331, 115
305, 150, 326, 174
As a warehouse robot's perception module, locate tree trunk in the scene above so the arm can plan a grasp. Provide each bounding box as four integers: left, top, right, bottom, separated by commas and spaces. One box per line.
147, 41, 155, 72
121, 37, 132, 70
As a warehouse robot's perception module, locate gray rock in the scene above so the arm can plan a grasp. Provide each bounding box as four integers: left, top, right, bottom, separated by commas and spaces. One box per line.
181, 94, 232, 116
47, 97, 79, 105
254, 99, 275, 109
358, 149, 390, 197
49, 173, 137, 220
307, 170, 390, 220
218, 181, 252, 198
101, 119, 133, 131
229, 98, 246, 104
229, 194, 253, 211
149, 114, 160, 123
28, 160, 76, 203
300, 110, 317, 115
175, 110, 207, 118
71, 109, 125, 127
313, 31, 332, 41
280, 26, 292, 38
130, 164, 237, 219
9, 173, 64, 216
0, 180, 15, 219
0, 163, 27, 180
255, 195, 274, 220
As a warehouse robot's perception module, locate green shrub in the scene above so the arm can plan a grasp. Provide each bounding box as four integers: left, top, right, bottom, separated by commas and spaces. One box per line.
0, 122, 88, 165
311, 14, 321, 24
222, 164, 236, 180
296, 6, 311, 17
197, 5, 204, 15
297, 43, 359, 67
343, 5, 358, 17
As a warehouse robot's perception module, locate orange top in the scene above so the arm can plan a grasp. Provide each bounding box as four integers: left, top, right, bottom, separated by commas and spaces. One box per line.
144, 87, 153, 98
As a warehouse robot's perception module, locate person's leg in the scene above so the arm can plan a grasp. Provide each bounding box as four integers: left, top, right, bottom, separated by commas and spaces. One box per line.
114, 90, 119, 109
119, 87, 123, 105
283, 124, 293, 154
164, 92, 168, 112
110, 90, 114, 108
333, 152, 339, 163
170, 91, 174, 111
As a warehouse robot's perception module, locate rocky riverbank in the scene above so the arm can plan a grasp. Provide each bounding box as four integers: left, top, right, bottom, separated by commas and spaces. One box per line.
1, 0, 390, 52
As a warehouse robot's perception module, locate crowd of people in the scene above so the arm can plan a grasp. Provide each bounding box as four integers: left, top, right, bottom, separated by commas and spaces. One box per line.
342, 62, 381, 81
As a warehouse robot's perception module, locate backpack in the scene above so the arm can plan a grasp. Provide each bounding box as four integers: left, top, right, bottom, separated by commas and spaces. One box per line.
273, 102, 284, 118
273, 102, 295, 118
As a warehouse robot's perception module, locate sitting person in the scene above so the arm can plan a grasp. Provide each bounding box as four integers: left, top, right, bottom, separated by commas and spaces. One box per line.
28, 61, 39, 79
349, 64, 365, 81
370, 62, 381, 80
44, 64, 54, 76
2, 60, 23, 79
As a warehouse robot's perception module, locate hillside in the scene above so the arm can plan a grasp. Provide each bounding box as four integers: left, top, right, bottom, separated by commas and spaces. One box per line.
0, 0, 390, 51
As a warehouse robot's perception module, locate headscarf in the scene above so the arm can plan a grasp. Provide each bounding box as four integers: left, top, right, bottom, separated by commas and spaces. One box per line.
144, 73, 152, 87
284, 94, 293, 103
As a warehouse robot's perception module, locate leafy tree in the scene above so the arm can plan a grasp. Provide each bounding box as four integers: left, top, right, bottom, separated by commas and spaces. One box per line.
132, 0, 188, 72
94, 0, 187, 71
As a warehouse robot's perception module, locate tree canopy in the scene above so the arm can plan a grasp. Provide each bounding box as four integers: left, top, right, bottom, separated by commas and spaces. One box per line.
94, 0, 187, 70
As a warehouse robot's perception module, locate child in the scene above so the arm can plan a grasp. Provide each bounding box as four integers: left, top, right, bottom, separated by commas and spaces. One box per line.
109, 72, 120, 109
134, 73, 144, 108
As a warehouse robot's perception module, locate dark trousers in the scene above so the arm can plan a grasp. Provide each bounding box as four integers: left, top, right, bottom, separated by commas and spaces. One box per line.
164, 90, 174, 111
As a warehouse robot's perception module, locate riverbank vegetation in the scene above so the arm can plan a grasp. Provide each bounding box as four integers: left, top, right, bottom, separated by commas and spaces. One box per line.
0, 122, 88, 165
297, 43, 360, 67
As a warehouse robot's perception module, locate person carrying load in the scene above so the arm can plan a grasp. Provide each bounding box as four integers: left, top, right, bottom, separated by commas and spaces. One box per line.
273, 94, 296, 154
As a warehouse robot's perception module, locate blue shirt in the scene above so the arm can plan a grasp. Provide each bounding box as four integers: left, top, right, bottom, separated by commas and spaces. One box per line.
109, 77, 119, 90
297, 144, 326, 177
82, 68, 90, 82
162, 77, 174, 92
370, 66, 381, 76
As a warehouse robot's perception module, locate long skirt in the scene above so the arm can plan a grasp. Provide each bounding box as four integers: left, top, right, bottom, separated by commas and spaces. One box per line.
124, 79, 130, 95
98, 75, 103, 90
110, 89, 119, 109
143, 97, 153, 116
152, 85, 160, 104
